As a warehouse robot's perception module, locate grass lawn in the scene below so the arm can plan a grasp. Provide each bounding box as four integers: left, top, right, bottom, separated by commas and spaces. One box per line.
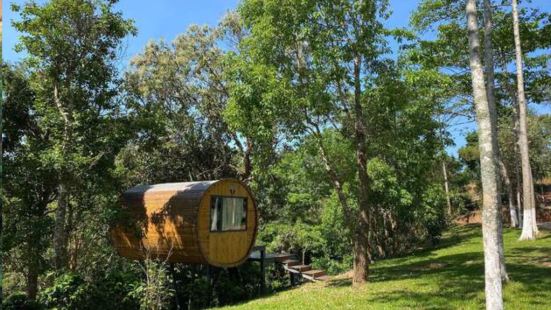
218, 225, 551, 310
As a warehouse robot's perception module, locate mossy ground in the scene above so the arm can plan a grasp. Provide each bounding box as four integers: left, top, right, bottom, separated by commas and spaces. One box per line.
218, 225, 551, 309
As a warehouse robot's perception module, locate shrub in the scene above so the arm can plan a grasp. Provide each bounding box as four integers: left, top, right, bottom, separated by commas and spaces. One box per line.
128, 259, 174, 310
3, 293, 44, 310
38, 273, 90, 310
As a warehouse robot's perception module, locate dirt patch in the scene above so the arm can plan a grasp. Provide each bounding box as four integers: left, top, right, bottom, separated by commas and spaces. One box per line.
537, 208, 551, 222
455, 211, 482, 225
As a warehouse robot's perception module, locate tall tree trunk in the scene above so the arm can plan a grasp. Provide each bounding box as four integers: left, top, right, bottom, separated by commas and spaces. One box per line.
509, 72, 524, 228
352, 54, 370, 285
442, 160, 453, 216
241, 138, 253, 183
26, 261, 39, 300
466, 0, 504, 308
499, 160, 519, 227
53, 84, 70, 270
512, 0, 539, 240
483, 0, 508, 283
54, 183, 69, 270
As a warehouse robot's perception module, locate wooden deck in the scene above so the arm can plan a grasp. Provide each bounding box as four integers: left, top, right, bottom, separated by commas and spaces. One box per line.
249, 246, 329, 283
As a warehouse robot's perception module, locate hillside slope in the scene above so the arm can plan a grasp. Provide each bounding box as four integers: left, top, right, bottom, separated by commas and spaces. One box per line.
219, 225, 551, 310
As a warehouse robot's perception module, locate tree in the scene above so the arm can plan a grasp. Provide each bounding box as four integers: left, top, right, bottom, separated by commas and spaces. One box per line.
2, 65, 56, 299
227, 0, 447, 285
513, 0, 539, 240
482, 0, 509, 282
11, 0, 136, 270
119, 23, 247, 187
466, 0, 503, 308
412, 0, 551, 230
229, 0, 396, 284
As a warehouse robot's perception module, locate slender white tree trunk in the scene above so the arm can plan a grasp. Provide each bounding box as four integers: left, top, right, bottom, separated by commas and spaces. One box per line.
442, 160, 452, 216
482, 0, 508, 283
466, 0, 504, 308
512, 0, 539, 240
500, 160, 519, 227
513, 102, 523, 228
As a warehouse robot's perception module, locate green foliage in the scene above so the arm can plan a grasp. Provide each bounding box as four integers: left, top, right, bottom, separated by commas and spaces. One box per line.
461, 113, 551, 211
419, 184, 447, 243
129, 260, 174, 310
211, 265, 262, 307
311, 255, 354, 276
526, 114, 551, 180
2, 293, 44, 310
37, 270, 140, 310
3, 0, 139, 305
458, 132, 481, 182
410, 0, 551, 115
367, 158, 413, 209
118, 23, 244, 185
39, 273, 90, 310
2, 64, 56, 298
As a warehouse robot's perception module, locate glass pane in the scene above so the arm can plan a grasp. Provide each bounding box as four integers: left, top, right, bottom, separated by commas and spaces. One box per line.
210, 197, 220, 231
210, 196, 247, 231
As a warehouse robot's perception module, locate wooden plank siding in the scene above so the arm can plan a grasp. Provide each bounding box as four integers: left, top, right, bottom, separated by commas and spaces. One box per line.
111, 179, 258, 267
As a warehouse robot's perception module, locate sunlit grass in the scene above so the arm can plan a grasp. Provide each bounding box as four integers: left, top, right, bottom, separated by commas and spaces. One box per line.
218, 225, 551, 309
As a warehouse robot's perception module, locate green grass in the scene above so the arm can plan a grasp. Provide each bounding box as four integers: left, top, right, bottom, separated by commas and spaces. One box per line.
219, 225, 551, 309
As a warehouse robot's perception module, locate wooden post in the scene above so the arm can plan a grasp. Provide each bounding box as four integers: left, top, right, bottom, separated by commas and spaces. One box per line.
207, 264, 213, 307
260, 246, 266, 294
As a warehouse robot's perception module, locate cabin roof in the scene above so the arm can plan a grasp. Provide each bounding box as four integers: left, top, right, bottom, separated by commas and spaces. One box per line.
126, 180, 219, 194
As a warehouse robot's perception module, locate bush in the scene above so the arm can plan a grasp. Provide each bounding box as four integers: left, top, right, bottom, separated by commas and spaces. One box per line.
3, 293, 44, 310
128, 259, 174, 310
39, 273, 90, 310
311, 255, 353, 275
38, 271, 140, 310
171, 262, 266, 309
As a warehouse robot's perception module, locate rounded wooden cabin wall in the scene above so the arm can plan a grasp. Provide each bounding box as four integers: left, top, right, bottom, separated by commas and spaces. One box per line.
111, 179, 257, 268
112, 181, 214, 264
197, 179, 257, 267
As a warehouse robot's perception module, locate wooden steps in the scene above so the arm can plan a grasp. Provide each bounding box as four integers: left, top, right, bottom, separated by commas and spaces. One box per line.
271, 252, 331, 282
273, 254, 294, 263
282, 261, 328, 281
281, 259, 301, 267
291, 264, 312, 272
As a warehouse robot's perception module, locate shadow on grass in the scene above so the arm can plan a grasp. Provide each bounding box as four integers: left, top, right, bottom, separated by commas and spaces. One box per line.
325, 226, 484, 289
351, 225, 483, 273
325, 278, 353, 287
324, 225, 551, 308
505, 263, 551, 307
325, 251, 486, 291
230, 225, 550, 309
359, 253, 549, 308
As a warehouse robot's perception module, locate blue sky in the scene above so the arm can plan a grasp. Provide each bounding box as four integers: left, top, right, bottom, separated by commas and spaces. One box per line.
3, 0, 550, 155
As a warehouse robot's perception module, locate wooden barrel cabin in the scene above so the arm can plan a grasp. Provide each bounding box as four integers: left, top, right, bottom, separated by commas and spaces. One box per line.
111, 179, 258, 268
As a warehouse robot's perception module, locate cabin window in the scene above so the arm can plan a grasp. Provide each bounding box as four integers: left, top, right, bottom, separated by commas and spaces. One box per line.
210, 196, 247, 231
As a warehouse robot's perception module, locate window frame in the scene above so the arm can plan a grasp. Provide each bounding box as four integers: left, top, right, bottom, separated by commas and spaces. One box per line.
209, 195, 248, 233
